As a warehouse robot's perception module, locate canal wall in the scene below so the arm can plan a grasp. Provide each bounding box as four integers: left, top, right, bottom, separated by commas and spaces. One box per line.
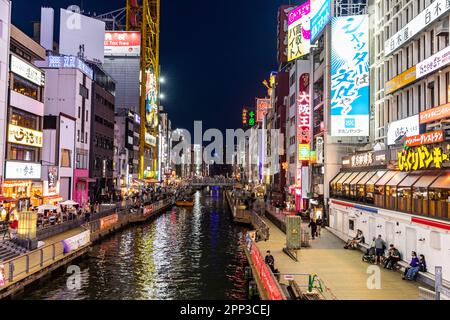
0, 197, 175, 299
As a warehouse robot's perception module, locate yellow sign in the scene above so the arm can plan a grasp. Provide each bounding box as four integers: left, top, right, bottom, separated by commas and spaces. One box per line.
385, 66, 416, 95
8, 124, 43, 147
398, 144, 449, 171
298, 144, 310, 161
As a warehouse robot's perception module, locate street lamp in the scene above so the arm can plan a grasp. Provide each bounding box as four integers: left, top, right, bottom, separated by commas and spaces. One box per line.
159, 76, 165, 83
160, 93, 165, 99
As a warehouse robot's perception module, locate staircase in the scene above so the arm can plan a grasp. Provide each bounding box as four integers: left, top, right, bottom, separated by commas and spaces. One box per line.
0, 241, 28, 262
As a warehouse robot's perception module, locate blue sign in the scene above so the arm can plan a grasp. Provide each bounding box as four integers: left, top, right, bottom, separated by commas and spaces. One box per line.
331, 15, 369, 137
310, 0, 331, 43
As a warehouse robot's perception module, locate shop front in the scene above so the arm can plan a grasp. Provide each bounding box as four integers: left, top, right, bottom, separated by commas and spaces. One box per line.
73, 168, 89, 205
328, 144, 450, 282
3, 161, 43, 208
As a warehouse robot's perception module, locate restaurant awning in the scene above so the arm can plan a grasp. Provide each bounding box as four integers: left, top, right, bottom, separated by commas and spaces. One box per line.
0, 195, 16, 202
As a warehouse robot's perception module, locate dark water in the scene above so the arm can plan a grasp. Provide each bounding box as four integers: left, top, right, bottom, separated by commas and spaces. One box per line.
20, 191, 249, 300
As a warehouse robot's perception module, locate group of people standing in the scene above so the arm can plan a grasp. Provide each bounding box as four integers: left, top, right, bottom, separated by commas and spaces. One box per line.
368, 234, 427, 281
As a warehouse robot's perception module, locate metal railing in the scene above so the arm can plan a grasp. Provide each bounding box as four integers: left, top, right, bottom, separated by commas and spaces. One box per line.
35, 195, 174, 240
0, 230, 88, 292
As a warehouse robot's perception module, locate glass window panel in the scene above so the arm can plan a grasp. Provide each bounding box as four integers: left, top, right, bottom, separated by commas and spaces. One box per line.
413, 174, 440, 188
398, 173, 422, 187
430, 174, 450, 189
386, 172, 409, 186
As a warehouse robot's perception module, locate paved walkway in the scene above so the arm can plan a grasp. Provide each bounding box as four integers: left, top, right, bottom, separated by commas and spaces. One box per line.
256, 218, 426, 300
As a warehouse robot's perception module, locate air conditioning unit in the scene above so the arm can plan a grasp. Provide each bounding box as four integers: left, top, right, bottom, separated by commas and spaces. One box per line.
436, 19, 449, 36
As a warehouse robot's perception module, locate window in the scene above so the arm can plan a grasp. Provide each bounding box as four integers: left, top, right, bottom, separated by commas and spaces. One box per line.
77, 130, 80, 142
79, 84, 89, 99
86, 110, 89, 121
85, 132, 88, 144
12, 75, 40, 101
9, 108, 39, 130
61, 149, 71, 167
78, 107, 81, 119
9, 145, 36, 162
430, 231, 441, 250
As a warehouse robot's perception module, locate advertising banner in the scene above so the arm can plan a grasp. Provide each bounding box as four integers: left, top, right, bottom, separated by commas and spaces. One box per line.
143, 204, 153, 217
104, 31, 141, 56
256, 98, 271, 122
59, 9, 105, 64
387, 115, 420, 145
277, 5, 296, 64
62, 230, 90, 254
331, 15, 369, 137
5, 161, 41, 180
8, 124, 43, 148
416, 45, 450, 79
398, 143, 450, 171
342, 150, 389, 168
250, 241, 283, 300
385, 0, 450, 56
10, 55, 44, 86
287, 1, 311, 61
100, 213, 119, 231
385, 66, 416, 95
420, 102, 450, 124
45, 55, 94, 79
310, 0, 330, 43
405, 131, 445, 147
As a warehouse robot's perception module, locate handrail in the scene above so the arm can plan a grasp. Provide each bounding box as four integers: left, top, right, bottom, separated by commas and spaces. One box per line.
0, 226, 91, 291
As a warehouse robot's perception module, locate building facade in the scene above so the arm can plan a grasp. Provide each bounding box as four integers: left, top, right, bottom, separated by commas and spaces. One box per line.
3, 25, 46, 209
37, 55, 93, 205
0, 0, 11, 192
89, 66, 115, 201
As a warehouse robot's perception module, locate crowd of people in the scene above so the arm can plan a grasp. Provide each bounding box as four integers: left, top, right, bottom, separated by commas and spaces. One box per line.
0, 185, 177, 241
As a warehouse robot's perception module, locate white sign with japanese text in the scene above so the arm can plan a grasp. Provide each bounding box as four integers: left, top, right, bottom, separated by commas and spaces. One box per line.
10, 55, 44, 86
387, 115, 420, 145
385, 0, 450, 56
416, 44, 450, 78
5, 161, 41, 180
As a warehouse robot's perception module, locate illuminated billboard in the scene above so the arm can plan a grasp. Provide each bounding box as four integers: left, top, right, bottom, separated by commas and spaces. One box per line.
104, 31, 141, 56
256, 98, 271, 122
145, 68, 158, 129
287, 1, 311, 61
331, 15, 369, 137
310, 0, 331, 43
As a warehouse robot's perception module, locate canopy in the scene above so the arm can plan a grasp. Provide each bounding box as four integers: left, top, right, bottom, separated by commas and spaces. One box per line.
0, 196, 16, 202
59, 200, 78, 206
37, 204, 59, 211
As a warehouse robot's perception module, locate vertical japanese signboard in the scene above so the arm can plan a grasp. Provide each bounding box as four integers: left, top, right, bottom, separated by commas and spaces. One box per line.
256, 98, 271, 123
297, 81, 311, 160
331, 15, 369, 137
287, 1, 311, 61
310, 0, 331, 43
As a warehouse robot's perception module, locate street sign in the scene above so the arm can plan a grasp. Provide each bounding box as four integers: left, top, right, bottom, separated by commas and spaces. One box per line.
284, 274, 294, 281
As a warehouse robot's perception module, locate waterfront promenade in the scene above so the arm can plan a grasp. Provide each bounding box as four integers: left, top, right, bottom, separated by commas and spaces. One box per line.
255, 216, 425, 300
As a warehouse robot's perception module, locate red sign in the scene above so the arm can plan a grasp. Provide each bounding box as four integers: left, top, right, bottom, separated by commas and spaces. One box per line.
242, 107, 248, 125
100, 213, 118, 230
256, 98, 271, 122
250, 242, 284, 300
405, 130, 445, 147
143, 204, 153, 217
104, 31, 141, 56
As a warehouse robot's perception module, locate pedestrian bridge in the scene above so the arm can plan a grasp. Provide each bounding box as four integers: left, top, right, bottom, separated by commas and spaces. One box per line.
187, 179, 236, 187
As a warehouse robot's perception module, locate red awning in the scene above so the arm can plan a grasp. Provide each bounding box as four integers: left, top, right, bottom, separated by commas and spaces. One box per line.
0, 196, 17, 202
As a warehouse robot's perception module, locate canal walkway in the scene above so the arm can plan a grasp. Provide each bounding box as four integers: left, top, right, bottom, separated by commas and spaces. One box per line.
255, 217, 425, 300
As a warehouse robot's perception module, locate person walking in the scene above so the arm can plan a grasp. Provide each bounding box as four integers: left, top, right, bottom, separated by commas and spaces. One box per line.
316, 217, 323, 237
374, 234, 386, 265
265, 250, 275, 273
308, 219, 317, 240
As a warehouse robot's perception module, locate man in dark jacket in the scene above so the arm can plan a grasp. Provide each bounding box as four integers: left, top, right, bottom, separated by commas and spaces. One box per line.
308, 219, 317, 240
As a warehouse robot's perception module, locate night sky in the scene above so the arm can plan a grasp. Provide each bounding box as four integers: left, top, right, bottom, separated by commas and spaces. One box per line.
11, 0, 302, 134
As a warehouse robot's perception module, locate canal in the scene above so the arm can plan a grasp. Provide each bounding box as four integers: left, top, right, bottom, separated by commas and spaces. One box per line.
19, 190, 250, 300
